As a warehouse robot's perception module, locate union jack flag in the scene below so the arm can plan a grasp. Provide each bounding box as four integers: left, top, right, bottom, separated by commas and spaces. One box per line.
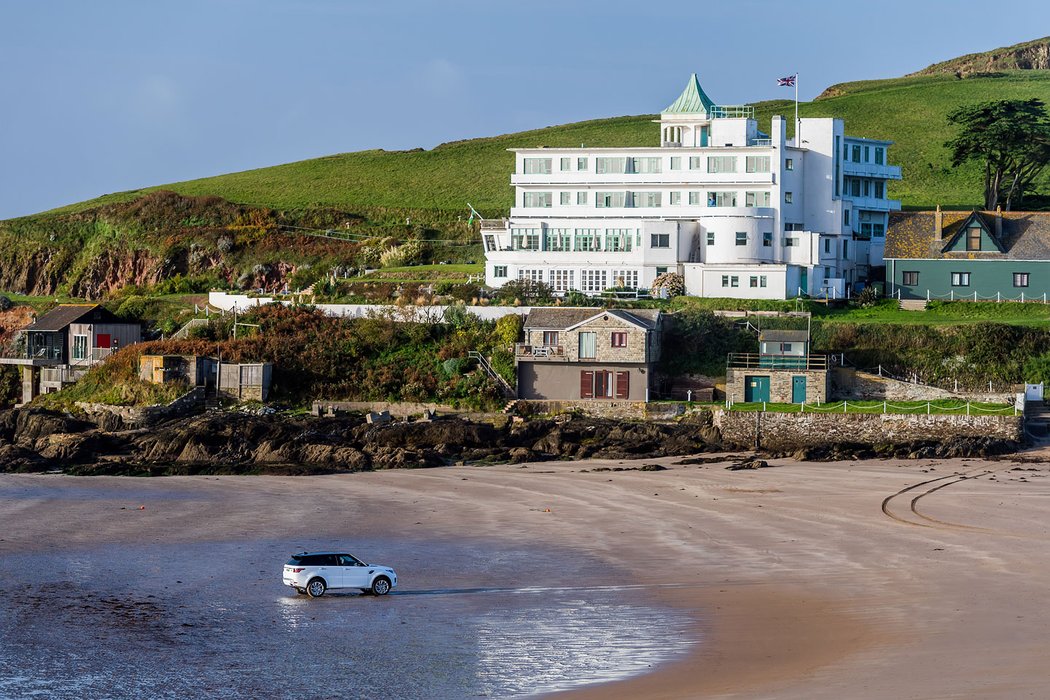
777, 75, 797, 87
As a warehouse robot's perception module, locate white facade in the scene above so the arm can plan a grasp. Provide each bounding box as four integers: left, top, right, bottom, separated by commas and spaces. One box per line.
482, 74, 901, 299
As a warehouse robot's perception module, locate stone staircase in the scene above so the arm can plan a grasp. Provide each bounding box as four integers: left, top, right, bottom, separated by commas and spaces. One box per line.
1025, 401, 1050, 439
899, 299, 928, 311
502, 399, 520, 414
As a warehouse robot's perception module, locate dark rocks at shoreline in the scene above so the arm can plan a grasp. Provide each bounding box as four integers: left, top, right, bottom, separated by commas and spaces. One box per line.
0, 408, 721, 476
782, 436, 1020, 462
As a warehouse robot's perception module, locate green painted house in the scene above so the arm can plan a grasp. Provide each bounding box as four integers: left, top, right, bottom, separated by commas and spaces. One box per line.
885, 209, 1050, 301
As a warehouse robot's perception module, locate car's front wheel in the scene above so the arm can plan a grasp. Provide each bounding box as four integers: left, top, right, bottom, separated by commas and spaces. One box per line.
306, 578, 327, 598
371, 577, 391, 596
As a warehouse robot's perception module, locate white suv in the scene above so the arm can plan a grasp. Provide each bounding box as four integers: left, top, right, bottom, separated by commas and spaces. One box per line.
283, 552, 397, 597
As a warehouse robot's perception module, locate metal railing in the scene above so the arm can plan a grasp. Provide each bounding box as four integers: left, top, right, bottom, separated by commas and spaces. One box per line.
727, 353, 829, 370
467, 351, 516, 397
515, 344, 565, 359
710, 105, 754, 119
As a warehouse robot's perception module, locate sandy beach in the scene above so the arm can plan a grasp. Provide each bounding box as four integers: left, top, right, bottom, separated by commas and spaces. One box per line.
3, 450, 1050, 698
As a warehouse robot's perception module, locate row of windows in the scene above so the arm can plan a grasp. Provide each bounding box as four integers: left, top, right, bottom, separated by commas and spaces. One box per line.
522, 190, 791, 208
901, 271, 1031, 288
843, 177, 886, 199
494, 267, 653, 292
843, 143, 886, 165
536, 330, 630, 350
721, 275, 768, 288
505, 228, 674, 253
523, 155, 783, 176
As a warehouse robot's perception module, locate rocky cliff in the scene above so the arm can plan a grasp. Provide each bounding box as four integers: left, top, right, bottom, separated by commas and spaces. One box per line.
908, 36, 1050, 77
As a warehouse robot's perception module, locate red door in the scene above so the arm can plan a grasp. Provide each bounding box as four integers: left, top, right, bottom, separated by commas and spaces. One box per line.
96, 334, 112, 349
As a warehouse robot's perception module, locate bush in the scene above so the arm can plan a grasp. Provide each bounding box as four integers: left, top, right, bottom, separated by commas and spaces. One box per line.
0, 295, 11, 311
494, 313, 523, 347
651, 272, 685, 299
856, 285, 879, 307
493, 279, 555, 304
660, 309, 757, 376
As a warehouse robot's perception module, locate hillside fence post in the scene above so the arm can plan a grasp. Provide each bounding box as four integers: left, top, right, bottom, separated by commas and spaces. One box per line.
927, 402, 931, 415
878, 364, 882, 377
1021, 292, 1025, 303
967, 402, 970, 416
998, 292, 1001, 303
974, 291, 978, 301
843, 401, 847, 413
989, 381, 993, 392
954, 379, 958, 393
763, 401, 767, 412
927, 290, 930, 301
951, 290, 954, 301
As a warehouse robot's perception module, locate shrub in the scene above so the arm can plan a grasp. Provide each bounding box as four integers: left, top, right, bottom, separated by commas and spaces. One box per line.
0, 295, 11, 311
494, 313, 523, 347
651, 272, 685, 299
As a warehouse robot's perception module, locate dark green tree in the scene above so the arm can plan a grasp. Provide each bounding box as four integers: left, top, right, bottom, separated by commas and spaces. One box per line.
945, 98, 1050, 210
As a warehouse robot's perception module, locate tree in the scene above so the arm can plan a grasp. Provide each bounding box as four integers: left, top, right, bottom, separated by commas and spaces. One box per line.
946, 99, 1050, 210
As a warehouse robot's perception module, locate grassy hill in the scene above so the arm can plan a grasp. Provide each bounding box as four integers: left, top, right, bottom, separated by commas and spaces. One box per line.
3, 46, 1050, 300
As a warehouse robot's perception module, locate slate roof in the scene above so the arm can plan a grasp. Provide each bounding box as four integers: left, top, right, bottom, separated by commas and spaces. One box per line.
759, 330, 809, 343
662, 73, 716, 115
885, 210, 1050, 260
524, 307, 661, 331
24, 304, 128, 332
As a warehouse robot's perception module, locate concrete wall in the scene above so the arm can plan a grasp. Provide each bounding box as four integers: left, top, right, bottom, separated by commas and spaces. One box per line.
726, 368, 828, 403
518, 362, 649, 401
715, 409, 1022, 450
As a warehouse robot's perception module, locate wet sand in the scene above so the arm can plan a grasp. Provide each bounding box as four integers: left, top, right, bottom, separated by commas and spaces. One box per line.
2, 451, 1050, 698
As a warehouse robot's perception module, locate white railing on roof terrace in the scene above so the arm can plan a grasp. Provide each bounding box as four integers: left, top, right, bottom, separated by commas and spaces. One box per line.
710, 105, 754, 119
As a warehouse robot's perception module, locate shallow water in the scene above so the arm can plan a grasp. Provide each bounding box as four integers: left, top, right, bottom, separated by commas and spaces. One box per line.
0, 537, 696, 699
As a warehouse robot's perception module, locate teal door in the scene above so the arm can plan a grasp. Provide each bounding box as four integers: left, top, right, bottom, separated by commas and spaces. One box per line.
699, 125, 709, 146
792, 376, 807, 403
799, 269, 808, 296
744, 375, 770, 402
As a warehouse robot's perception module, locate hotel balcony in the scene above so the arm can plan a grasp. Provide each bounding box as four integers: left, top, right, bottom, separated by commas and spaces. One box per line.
842, 161, 902, 180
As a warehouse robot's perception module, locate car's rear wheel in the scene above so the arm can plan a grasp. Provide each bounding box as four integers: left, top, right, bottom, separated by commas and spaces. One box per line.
371, 577, 391, 596
306, 578, 327, 598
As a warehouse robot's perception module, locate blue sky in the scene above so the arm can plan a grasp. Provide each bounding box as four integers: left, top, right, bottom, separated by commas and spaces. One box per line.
1, 0, 1045, 218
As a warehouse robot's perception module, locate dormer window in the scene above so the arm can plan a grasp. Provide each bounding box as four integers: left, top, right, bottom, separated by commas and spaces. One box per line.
966, 225, 982, 252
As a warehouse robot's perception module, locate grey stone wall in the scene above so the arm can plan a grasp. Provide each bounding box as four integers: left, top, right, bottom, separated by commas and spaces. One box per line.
832, 368, 1014, 403
715, 409, 1022, 450
311, 401, 469, 418
76, 387, 205, 428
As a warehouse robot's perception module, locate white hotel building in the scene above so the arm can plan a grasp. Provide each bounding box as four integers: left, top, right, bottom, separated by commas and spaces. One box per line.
482, 74, 901, 299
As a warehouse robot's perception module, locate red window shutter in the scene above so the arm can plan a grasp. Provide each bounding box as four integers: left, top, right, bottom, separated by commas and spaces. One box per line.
580, 371, 594, 399
615, 371, 630, 399
96, 334, 111, 349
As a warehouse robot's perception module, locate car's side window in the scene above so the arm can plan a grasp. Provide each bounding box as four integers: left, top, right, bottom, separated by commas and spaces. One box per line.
322, 555, 340, 566
339, 554, 361, 566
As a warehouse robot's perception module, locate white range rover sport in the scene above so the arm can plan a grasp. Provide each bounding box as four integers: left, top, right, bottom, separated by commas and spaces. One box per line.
284, 552, 398, 597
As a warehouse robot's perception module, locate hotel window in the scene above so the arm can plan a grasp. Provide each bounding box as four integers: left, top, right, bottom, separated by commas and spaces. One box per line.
784, 237, 799, 247
843, 141, 849, 160
902, 271, 919, 286
484, 235, 497, 251
518, 269, 544, 283
670, 191, 681, 206
763, 231, 772, 247
824, 239, 831, 254
721, 275, 730, 287
708, 191, 737, 207
731, 276, 740, 287
863, 180, 870, 197
523, 192, 552, 208
966, 225, 982, 251
786, 222, 804, 231
574, 228, 601, 251
596, 157, 627, 174
745, 191, 770, 207
852, 145, 861, 162
670, 156, 682, 171
951, 272, 970, 287
749, 276, 759, 288
784, 191, 793, 204
688, 156, 704, 170
611, 271, 638, 289
875, 147, 884, 165
545, 228, 571, 251
872, 223, 885, 237
629, 157, 661, 174
707, 156, 737, 173
707, 231, 715, 246
650, 233, 670, 248
596, 191, 626, 208
523, 158, 552, 174
863, 146, 870, 162
578, 157, 589, 171
1014, 272, 1030, 288
745, 156, 770, 173
785, 158, 794, 171
850, 179, 861, 197
577, 191, 588, 205
512, 228, 541, 250
760, 276, 767, 288
630, 191, 662, 208
581, 270, 607, 293
656, 266, 668, 275
844, 209, 850, 226
548, 270, 575, 292
604, 228, 633, 251
560, 157, 571, 171
560, 192, 571, 205
843, 240, 849, 258
493, 265, 507, 278
735, 232, 747, 246
610, 332, 628, 348
875, 182, 884, 199
688, 191, 702, 205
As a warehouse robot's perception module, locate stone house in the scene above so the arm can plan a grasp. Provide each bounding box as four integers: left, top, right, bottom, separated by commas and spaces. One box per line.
515, 307, 661, 401
725, 329, 828, 404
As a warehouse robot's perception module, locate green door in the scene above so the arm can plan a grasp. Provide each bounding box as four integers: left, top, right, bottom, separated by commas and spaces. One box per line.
792, 376, 807, 403
745, 375, 770, 403
799, 269, 808, 296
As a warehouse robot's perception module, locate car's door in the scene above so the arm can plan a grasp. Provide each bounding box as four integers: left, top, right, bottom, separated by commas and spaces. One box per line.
315, 554, 340, 587
338, 554, 370, 588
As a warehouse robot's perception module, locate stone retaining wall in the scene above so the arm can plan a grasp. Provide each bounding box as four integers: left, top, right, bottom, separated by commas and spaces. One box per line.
516, 400, 703, 421
715, 409, 1023, 450
311, 401, 468, 418
76, 387, 205, 428
832, 368, 1014, 403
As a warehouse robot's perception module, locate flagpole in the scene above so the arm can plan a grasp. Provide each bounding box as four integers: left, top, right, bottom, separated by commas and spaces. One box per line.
795, 72, 800, 145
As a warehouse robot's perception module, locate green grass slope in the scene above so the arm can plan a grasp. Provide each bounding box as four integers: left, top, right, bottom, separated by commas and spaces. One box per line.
35, 70, 1050, 222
